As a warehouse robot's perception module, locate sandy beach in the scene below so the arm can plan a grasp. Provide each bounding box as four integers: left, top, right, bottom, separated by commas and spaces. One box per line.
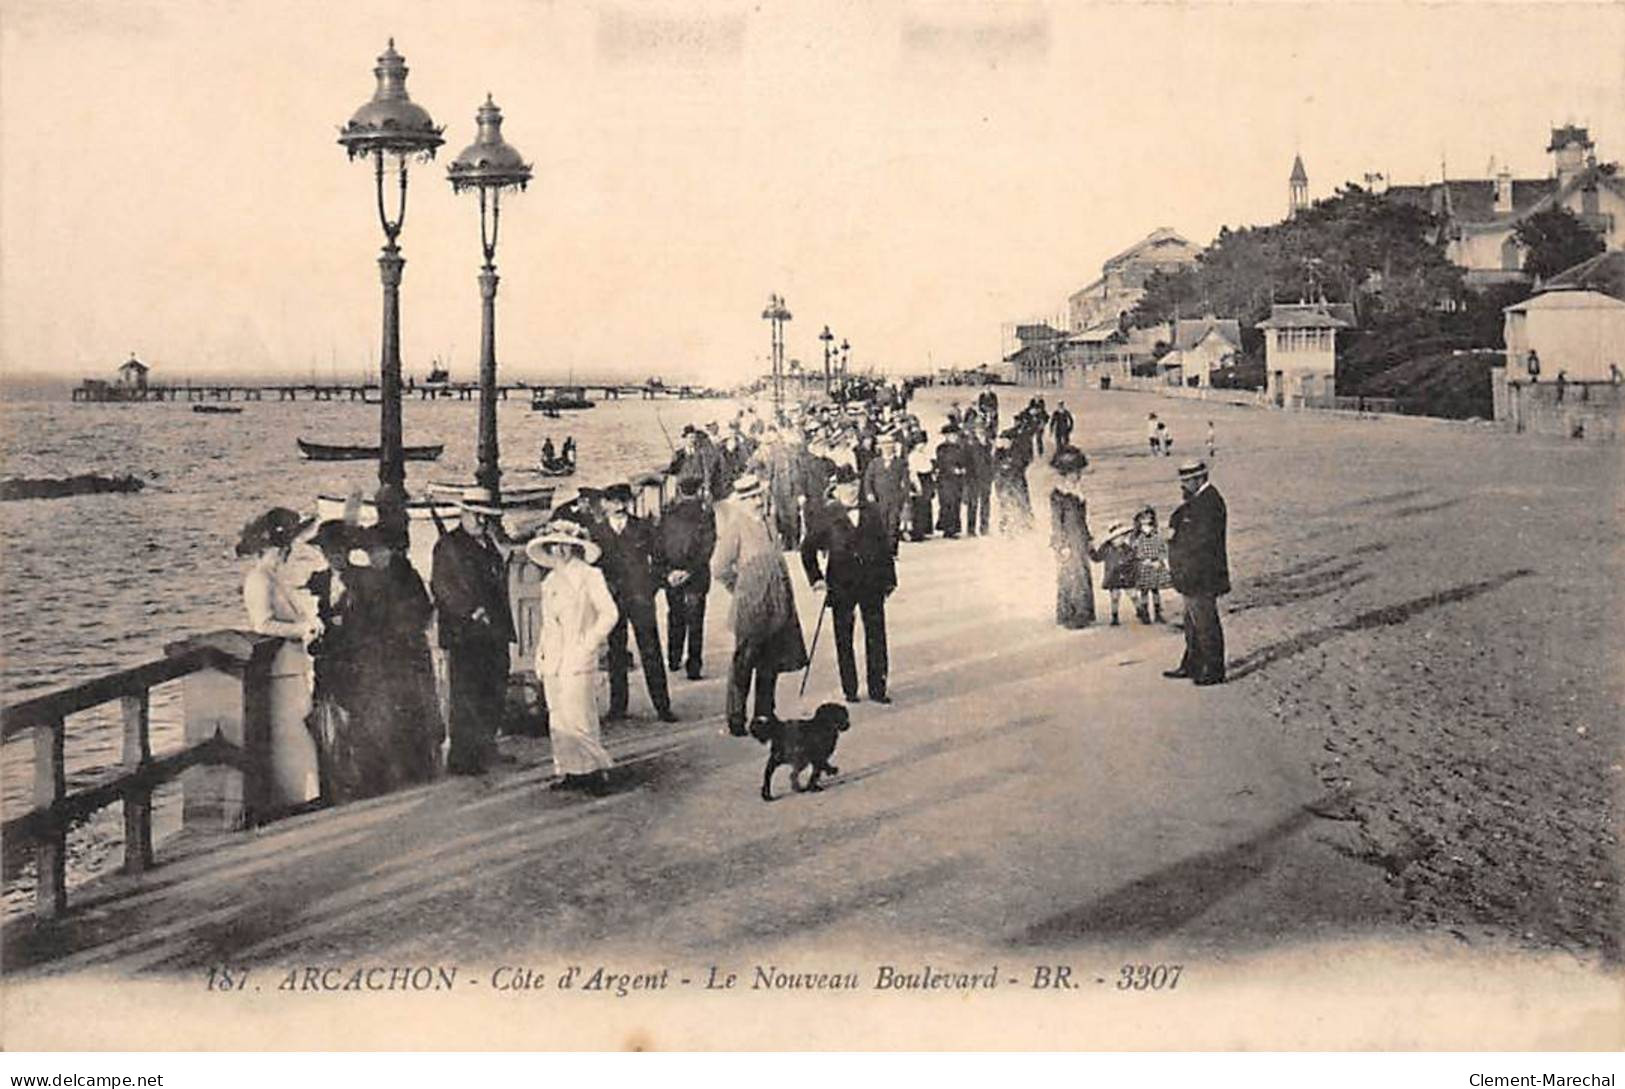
980, 384, 1623, 960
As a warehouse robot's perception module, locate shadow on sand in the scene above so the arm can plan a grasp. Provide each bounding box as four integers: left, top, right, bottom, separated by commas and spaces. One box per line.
1225, 569, 1533, 683
1008, 805, 1319, 945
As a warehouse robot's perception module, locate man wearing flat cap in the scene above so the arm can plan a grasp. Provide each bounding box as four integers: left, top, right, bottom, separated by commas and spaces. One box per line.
432, 487, 518, 774
593, 482, 678, 722
1165, 460, 1230, 686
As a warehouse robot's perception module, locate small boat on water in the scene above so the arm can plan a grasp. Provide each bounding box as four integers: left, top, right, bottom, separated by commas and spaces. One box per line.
298, 439, 445, 462
538, 458, 576, 478
192, 404, 244, 415
315, 492, 462, 525
530, 386, 595, 412
426, 479, 557, 510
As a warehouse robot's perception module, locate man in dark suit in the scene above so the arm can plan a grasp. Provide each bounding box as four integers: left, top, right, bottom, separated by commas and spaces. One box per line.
976, 388, 1000, 435
656, 475, 717, 680
1165, 460, 1230, 686
594, 482, 678, 722
934, 423, 967, 538
963, 420, 995, 537
861, 431, 909, 552
431, 487, 518, 774
1049, 401, 1075, 449
669, 425, 723, 502
801, 467, 897, 704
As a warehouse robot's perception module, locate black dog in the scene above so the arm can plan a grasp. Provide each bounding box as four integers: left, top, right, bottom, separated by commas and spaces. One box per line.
750, 703, 851, 802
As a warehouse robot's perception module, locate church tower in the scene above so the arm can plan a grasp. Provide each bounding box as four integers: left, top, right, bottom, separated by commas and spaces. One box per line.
1289, 153, 1309, 216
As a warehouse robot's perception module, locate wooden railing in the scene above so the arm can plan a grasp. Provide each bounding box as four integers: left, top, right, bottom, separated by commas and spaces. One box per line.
1, 630, 282, 921
4, 471, 692, 924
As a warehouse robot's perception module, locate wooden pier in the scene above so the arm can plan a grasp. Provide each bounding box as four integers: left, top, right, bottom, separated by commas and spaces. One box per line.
70, 380, 719, 404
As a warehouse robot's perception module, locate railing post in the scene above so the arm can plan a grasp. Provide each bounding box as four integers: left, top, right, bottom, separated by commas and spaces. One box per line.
171, 631, 280, 833
121, 691, 154, 873
33, 717, 67, 920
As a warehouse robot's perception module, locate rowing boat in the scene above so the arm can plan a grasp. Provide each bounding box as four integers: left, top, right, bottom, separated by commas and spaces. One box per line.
297, 439, 445, 462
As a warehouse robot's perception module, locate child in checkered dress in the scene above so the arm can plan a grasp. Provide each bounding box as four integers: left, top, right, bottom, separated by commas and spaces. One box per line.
1131, 505, 1172, 623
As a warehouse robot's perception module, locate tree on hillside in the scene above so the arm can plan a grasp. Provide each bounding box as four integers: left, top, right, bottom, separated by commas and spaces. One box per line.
1124, 186, 1462, 331
1513, 207, 1605, 281
1126, 266, 1204, 327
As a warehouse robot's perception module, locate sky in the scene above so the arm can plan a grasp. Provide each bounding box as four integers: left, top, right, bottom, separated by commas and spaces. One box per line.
1, 0, 1622, 385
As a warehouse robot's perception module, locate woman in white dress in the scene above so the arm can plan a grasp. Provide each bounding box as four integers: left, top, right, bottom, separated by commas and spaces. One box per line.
236, 506, 322, 810
526, 519, 619, 794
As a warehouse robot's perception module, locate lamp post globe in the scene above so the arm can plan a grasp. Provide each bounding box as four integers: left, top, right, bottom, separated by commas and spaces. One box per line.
447, 95, 532, 498
819, 324, 834, 398
761, 294, 792, 423
337, 39, 443, 545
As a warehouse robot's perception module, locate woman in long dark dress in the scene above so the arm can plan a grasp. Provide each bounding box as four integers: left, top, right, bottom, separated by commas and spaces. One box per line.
1048, 445, 1096, 628
304, 520, 367, 805
333, 527, 444, 799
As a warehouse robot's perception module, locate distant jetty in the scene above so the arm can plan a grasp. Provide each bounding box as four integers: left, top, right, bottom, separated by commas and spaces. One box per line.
0, 474, 145, 501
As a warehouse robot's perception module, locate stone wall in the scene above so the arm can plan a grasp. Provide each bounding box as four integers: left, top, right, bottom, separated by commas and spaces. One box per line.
1495, 368, 1624, 441
1106, 376, 1271, 406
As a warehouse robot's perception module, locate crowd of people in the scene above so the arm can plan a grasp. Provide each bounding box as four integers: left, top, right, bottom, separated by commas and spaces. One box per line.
234, 383, 1229, 808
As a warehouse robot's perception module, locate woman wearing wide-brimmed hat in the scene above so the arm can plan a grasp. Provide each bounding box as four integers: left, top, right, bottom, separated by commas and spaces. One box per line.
236, 506, 322, 809
1047, 446, 1097, 629
526, 520, 618, 793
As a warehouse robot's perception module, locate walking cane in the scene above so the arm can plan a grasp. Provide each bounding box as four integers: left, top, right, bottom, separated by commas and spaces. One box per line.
799, 591, 829, 697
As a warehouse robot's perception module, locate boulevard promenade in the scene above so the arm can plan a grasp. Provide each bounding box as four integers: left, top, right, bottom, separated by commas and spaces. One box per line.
3, 387, 1619, 1049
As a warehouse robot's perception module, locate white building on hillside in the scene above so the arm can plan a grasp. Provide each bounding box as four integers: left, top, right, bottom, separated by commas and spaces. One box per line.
1385, 126, 1625, 288
1256, 302, 1355, 407
1159, 316, 1243, 387
1502, 251, 1625, 383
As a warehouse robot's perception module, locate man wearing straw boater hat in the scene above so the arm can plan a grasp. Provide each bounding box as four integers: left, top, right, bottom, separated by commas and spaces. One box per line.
1165, 460, 1230, 686
431, 486, 517, 774
711, 472, 808, 735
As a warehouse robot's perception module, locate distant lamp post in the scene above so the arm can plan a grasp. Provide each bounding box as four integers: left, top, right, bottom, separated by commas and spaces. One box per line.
337, 39, 443, 543
819, 324, 834, 397
761, 293, 792, 422
447, 94, 532, 498
839, 338, 851, 381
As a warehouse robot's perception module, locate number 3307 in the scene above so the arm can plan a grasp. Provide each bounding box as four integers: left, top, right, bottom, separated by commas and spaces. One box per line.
1117, 964, 1182, 990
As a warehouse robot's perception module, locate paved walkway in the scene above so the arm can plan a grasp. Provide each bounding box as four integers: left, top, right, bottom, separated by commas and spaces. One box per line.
4, 522, 1392, 978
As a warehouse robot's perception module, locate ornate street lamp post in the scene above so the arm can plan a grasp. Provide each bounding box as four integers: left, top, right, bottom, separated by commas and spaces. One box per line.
447, 95, 532, 498
839, 338, 851, 381
337, 39, 443, 543
819, 324, 834, 398
761, 293, 792, 423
